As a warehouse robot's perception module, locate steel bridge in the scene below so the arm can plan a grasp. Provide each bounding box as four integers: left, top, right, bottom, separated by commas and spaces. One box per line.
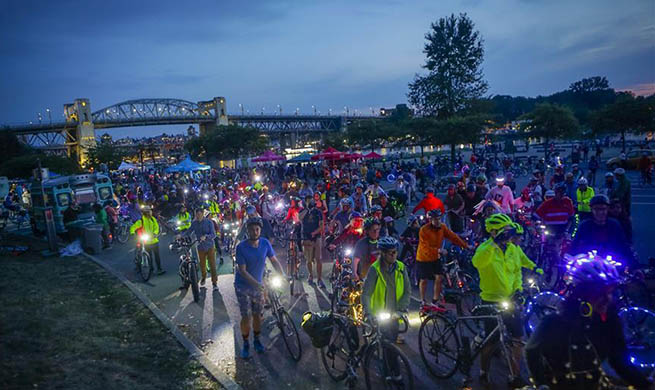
1, 97, 374, 162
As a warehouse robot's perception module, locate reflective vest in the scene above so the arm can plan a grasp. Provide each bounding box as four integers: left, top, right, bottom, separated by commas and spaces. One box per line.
576, 187, 595, 213
129, 216, 160, 245
177, 211, 191, 231
369, 260, 405, 315
207, 201, 220, 217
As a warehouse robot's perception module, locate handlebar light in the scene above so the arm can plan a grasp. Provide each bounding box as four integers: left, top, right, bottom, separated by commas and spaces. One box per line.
184, 189, 188, 194
271, 275, 283, 289
140, 234, 150, 242
527, 278, 534, 285
275, 202, 283, 210
345, 248, 353, 256
500, 301, 510, 310
254, 175, 261, 182
176, 220, 181, 226
203, 194, 209, 200
223, 223, 230, 229
377, 312, 392, 322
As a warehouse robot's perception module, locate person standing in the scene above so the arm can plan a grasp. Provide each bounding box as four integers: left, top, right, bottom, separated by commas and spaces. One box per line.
444, 184, 465, 233
416, 209, 470, 306
613, 168, 632, 216
300, 199, 325, 288
180, 208, 218, 291
234, 218, 285, 359
575, 177, 594, 220
94, 203, 111, 249
485, 177, 514, 214
412, 187, 445, 216
129, 205, 164, 275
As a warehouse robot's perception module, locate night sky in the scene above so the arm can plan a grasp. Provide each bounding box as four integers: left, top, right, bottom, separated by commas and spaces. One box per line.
1, 0, 653, 138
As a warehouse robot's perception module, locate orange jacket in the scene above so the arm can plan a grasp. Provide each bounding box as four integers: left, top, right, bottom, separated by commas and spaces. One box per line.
417, 223, 468, 262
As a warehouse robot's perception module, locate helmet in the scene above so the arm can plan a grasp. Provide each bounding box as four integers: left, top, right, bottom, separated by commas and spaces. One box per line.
425, 187, 434, 193
140, 205, 152, 212
371, 205, 382, 212
349, 211, 362, 219
407, 214, 418, 224
565, 253, 621, 286
589, 194, 610, 207
614, 168, 625, 175
246, 217, 263, 228
476, 175, 487, 184
605, 172, 614, 178
554, 182, 566, 192
363, 218, 381, 229
377, 236, 398, 251
578, 177, 588, 185
355, 183, 364, 189
428, 208, 443, 218
485, 213, 513, 233
245, 205, 257, 215
544, 190, 555, 198
340, 198, 354, 207
383, 216, 394, 223
510, 222, 524, 235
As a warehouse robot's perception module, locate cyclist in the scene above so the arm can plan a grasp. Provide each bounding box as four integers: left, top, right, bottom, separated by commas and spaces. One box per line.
179, 207, 218, 291
176, 204, 192, 231
300, 199, 325, 288
129, 205, 165, 275
234, 217, 285, 359
471, 213, 528, 388
575, 177, 594, 220
535, 182, 575, 252
416, 208, 470, 306
361, 236, 411, 355
350, 183, 368, 213
525, 254, 653, 390
331, 198, 353, 234
485, 176, 514, 214
412, 187, 445, 216
569, 194, 635, 270
444, 184, 465, 234
377, 193, 396, 220
327, 211, 364, 252
353, 218, 382, 279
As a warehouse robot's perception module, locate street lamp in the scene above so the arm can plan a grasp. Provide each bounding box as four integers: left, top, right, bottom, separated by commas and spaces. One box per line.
46, 108, 52, 124
261, 107, 265, 115
328, 108, 332, 115
344, 106, 349, 116
37, 112, 42, 124
239, 104, 244, 115
277, 104, 282, 115
312, 105, 316, 115
295, 107, 299, 116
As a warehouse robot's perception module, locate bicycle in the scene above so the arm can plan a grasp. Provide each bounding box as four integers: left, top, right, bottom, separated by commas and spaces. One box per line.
440, 247, 481, 333
169, 236, 201, 303
114, 215, 131, 244
321, 311, 414, 389
134, 233, 153, 282
280, 222, 302, 296
418, 302, 521, 386
262, 270, 302, 361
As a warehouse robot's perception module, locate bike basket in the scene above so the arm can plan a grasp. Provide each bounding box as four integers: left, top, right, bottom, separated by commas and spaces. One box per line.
301, 311, 333, 348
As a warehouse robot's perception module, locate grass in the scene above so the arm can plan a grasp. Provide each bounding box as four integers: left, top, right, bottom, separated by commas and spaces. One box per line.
0, 236, 222, 390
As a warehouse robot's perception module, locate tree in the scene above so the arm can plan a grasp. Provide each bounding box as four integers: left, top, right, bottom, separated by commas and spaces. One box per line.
435, 115, 487, 156
520, 103, 580, 159
321, 133, 346, 150
569, 76, 610, 94
590, 95, 654, 152
184, 124, 269, 162
0, 153, 81, 179
86, 143, 127, 171
347, 119, 389, 151
408, 13, 488, 119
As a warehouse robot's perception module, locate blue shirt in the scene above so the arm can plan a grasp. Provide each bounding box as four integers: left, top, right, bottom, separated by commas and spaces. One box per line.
183, 219, 215, 251
234, 238, 276, 290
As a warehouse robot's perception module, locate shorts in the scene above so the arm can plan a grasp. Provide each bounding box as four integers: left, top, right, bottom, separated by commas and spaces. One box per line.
481, 300, 524, 340
302, 238, 322, 266
417, 261, 443, 280
235, 286, 264, 318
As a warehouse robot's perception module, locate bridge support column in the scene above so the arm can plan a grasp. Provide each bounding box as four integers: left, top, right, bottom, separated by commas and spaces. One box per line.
63, 98, 96, 166
197, 96, 228, 137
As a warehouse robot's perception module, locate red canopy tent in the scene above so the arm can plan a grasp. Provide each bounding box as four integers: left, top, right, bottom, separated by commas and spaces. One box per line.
311, 147, 348, 161
347, 153, 363, 160
252, 150, 285, 162
363, 151, 382, 159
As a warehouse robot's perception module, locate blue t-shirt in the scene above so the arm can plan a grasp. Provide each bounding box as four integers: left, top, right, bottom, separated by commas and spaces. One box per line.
234, 238, 276, 291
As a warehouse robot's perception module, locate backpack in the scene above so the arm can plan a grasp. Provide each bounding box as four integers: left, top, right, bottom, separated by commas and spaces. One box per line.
300, 311, 334, 348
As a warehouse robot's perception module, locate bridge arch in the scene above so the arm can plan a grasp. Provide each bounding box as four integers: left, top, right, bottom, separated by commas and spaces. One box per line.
92, 98, 213, 123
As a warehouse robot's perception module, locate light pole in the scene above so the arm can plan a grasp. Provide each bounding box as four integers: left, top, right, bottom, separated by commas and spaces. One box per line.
344, 106, 349, 116
277, 104, 282, 115
312, 105, 316, 116
46, 108, 52, 124
261, 107, 265, 115
239, 104, 244, 115
37, 112, 42, 124
295, 107, 299, 116
328, 108, 332, 116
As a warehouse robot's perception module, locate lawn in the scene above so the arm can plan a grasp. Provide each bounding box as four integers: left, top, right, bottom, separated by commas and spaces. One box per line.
0, 236, 222, 390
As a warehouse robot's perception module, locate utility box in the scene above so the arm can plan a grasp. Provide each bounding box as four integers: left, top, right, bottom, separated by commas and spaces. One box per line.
82, 223, 103, 254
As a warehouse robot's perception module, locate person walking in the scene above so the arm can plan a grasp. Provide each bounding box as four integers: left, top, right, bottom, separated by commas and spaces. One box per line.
180, 207, 218, 291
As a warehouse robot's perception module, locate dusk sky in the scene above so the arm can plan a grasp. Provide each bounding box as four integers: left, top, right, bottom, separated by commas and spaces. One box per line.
1, 0, 653, 138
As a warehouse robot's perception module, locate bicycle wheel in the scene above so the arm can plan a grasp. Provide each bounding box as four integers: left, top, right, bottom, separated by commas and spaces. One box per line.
364, 340, 414, 390
189, 263, 200, 302
418, 313, 459, 378
278, 308, 302, 361
524, 292, 565, 335
619, 307, 655, 368
620, 279, 653, 309
116, 224, 129, 244
137, 252, 152, 282
321, 319, 352, 381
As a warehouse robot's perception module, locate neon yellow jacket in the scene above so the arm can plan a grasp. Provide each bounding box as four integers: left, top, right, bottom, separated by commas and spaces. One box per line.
207, 201, 220, 217
129, 216, 160, 245
576, 187, 595, 213
505, 243, 536, 293
471, 238, 513, 302
177, 211, 191, 231
365, 260, 408, 315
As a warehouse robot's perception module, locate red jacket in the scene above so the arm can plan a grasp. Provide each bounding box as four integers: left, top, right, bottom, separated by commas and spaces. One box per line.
412, 193, 445, 215
535, 197, 575, 225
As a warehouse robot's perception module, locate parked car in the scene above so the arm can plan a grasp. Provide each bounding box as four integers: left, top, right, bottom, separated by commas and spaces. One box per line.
606, 149, 655, 170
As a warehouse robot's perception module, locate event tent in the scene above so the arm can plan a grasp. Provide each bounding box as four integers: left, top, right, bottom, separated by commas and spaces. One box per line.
287, 152, 312, 163
118, 161, 137, 171
252, 150, 285, 162
363, 151, 382, 159
166, 156, 211, 172
311, 147, 348, 161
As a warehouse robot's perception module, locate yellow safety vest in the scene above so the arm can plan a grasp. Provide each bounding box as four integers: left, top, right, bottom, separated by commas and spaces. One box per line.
129, 216, 160, 245
576, 187, 595, 213
369, 260, 405, 315
177, 211, 191, 230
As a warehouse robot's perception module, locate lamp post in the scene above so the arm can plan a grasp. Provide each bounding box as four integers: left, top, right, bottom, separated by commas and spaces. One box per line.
37, 112, 42, 124
261, 107, 265, 115
328, 108, 332, 116
295, 107, 299, 116
277, 104, 282, 115
46, 108, 52, 124
312, 105, 316, 116
239, 104, 244, 115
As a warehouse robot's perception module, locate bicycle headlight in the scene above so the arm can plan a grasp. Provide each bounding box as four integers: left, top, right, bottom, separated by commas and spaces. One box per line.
140, 234, 150, 242
276, 202, 283, 210
203, 194, 209, 200
501, 300, 510, 310
527, 278, 535, 285
176, 220, 181, 226
184, 189, 188, 194
345, 248, 353, 256
254, 175, 261, 182
271, 275, 283, 289
377, 312, 392, 322
223, 223, 230, 229
232, 229, 238, 234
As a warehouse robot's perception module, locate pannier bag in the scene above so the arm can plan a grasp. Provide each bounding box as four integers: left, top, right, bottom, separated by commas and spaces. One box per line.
301, 311, 333, 348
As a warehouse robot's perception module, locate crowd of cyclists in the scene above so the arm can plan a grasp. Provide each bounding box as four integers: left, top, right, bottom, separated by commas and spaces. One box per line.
4, 142, 652, 389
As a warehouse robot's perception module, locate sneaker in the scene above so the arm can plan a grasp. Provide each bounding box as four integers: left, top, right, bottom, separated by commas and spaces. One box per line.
212, 284, 218, 291
432, 299, 445, 308
307, 279, 316, 287
253, 338, 265, 353
240, 342, 251, 359
317, 279, 326, 289
157, 269, 166, 275
200, 278, 206, 286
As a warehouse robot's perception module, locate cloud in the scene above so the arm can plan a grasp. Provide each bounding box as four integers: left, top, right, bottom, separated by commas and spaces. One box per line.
617, 83, 655, 97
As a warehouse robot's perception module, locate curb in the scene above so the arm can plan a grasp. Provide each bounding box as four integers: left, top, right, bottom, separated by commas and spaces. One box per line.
79, 251, 242, 390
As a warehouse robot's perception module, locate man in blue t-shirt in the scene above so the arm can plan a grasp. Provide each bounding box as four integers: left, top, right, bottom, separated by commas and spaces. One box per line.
234, 217, 285, 359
